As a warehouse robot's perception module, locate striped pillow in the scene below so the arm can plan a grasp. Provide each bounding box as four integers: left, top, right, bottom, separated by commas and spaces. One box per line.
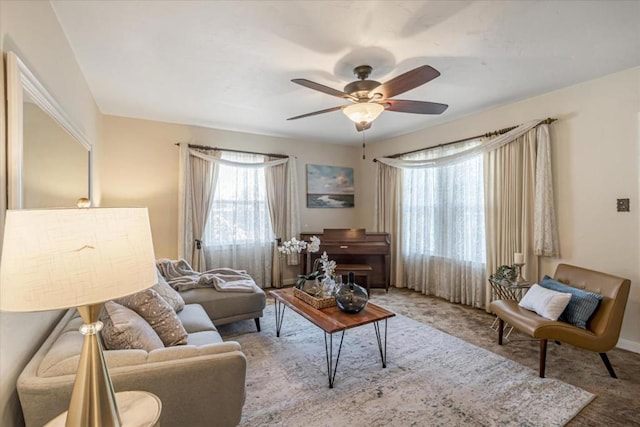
539, 276, 604, 329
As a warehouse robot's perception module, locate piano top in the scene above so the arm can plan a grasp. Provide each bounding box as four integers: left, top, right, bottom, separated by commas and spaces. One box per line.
300, 229, 389, 244
322, 228, 366, 241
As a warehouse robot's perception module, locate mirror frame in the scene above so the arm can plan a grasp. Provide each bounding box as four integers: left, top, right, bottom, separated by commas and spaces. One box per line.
6, 51, 93, 209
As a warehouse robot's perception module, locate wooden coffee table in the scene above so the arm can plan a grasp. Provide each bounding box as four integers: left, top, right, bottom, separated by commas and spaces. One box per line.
268, 288, 395, 388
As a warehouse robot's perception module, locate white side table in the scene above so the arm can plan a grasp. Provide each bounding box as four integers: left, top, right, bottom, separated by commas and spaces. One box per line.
45, 391, 162, 427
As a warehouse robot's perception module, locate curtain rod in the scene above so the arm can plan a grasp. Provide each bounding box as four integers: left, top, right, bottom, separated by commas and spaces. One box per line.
175, 143, 289, 159
374, 117, 557, 162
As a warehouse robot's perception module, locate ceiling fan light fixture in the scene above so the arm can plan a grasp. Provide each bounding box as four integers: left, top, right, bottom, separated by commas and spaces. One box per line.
343, 103, 384, 124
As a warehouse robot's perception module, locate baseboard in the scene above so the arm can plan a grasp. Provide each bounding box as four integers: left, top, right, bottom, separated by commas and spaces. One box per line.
616, 338, 640, 354
282, 278, 297, 286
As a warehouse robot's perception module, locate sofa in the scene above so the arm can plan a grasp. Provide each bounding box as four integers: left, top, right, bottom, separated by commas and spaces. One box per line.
17, 273, 267, 427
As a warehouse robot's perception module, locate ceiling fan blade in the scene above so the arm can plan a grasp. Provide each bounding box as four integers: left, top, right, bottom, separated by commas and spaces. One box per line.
287, 105, 345, 121
291, 78, 353, 99
355, 122, 372, 132
384, 99, 448, 115
371, 65, 441, 99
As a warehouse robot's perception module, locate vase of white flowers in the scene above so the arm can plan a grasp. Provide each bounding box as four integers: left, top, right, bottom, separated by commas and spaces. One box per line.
278, 236, 321, 290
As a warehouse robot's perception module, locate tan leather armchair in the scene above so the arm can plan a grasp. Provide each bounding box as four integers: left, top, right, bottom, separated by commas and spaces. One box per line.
490, 263, 631, 378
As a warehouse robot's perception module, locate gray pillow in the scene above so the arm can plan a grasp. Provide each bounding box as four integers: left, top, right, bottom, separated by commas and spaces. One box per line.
539, 275, 604, 329
153, 269, 185, 312
100, 301, 164, 352
116, 288, 188, 346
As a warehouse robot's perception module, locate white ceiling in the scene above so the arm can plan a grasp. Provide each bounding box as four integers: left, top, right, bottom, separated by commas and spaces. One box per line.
51, 0, 640, 145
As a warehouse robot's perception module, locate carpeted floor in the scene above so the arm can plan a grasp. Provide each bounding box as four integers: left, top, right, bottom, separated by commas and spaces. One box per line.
369, 289, 640, 426
218, 288, 640, 426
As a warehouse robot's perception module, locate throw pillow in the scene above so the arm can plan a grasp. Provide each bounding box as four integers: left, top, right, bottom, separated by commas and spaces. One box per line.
100, 301, 164, 352
116, 288, 188, 346
539, 275, 604, 329
518, 284, 572, 321
153, 269, 185, 312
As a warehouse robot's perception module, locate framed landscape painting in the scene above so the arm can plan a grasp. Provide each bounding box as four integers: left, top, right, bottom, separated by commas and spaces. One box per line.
306, 164, 354, 208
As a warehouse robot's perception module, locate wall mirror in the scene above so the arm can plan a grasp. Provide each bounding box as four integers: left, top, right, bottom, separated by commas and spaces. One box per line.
6, 51, 92, 209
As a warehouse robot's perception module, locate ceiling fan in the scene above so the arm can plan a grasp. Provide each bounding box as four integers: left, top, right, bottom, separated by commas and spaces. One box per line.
287, 64, 448, 132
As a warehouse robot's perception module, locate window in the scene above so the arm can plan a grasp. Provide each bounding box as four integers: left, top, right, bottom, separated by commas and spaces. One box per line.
202, 151, 274, 285
400, 139, 486, 306
401, 139, 485, 262
204, 152, 273, 246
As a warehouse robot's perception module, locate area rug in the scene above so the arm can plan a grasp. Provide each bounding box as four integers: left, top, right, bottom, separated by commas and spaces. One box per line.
220, 305, 594, 427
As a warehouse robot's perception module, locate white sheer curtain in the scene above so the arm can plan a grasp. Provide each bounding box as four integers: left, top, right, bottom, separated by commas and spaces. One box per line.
401, 139, 487, 308
202, 151, 274, 287
534, 125, 559, 257
376, 119, 559, 310
377, 120, 543, 169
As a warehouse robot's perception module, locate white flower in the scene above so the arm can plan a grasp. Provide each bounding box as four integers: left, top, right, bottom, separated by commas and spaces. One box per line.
278, 236, 321, 255
320, 251, 336, 280
307, 236, 321, 253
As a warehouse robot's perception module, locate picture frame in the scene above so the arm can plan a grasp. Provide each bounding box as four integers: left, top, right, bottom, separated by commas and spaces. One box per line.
306, 164, 354, 208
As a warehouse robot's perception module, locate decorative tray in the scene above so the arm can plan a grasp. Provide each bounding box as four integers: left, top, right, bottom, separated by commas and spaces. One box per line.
293, 287, 336, 309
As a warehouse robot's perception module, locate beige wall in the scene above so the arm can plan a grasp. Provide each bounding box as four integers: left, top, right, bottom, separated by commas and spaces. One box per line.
100, 115, 363, 268
362, 66, 640, 352
0, 2, 102, 426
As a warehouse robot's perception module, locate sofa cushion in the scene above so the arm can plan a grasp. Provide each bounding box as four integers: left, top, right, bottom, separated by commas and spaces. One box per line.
518, 284, 572, 321
37, 310, 149, 377
180, 287, 266, 324
147, 341, 241, 363
178, 304, 217, 333
153, 269, 185, 312
116, 288, 188, 346
187, 331, 225, 346
101, 301, 164, 352
539, 275, 604, 329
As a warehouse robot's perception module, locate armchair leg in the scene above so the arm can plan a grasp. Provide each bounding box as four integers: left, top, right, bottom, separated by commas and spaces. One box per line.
539, 339, 547, 378
254, 317, 261, 332
599, 353, 618, 378
497, 318, 504, 345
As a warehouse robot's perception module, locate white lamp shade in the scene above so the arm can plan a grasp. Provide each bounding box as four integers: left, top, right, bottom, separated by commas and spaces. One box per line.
343, 103, 384, 124
0, 208, 157, 312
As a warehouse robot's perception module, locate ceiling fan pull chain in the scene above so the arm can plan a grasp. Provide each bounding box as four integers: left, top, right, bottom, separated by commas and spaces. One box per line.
362, 131, 366, 160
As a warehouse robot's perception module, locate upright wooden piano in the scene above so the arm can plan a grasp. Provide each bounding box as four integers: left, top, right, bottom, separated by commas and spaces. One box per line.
300, 229, 391, 291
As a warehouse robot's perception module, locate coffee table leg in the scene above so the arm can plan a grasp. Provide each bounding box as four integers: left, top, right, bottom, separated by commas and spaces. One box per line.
373, 319, 388, 368
274, 300, 286, 338
324, 331, 345, 389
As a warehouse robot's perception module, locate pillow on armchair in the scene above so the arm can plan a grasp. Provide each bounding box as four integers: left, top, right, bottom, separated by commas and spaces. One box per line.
518, 284, 572, 321
539, 275, 604, 329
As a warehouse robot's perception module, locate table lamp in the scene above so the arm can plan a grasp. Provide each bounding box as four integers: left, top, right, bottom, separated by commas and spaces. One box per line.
0, 208, 157, 427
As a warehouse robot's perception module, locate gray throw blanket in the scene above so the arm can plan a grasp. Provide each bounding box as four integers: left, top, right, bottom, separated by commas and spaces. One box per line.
156, 258, 258, 293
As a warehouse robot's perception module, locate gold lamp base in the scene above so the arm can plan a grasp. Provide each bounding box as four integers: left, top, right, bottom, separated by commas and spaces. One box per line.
66, 304, 121, 427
